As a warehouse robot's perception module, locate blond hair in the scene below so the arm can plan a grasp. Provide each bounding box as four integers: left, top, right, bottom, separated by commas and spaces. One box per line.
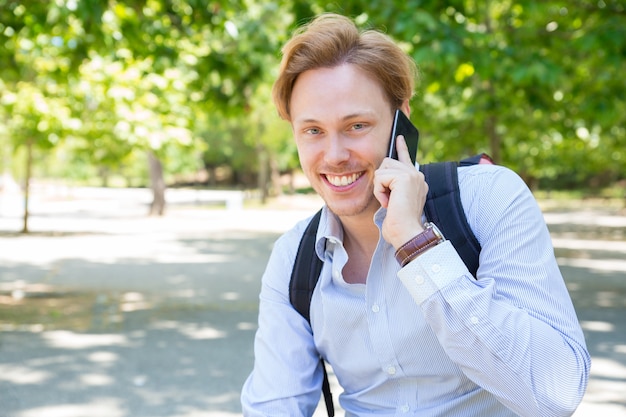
272, 13, 418, 120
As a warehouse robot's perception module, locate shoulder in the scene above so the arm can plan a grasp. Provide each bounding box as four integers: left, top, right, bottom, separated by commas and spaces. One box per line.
457, 163, 532, 206
457, 163, 540, 242
261, 212, 320, 291
271, 213, 318, 263
457, 163, 526, 189
255, 213, 319, 309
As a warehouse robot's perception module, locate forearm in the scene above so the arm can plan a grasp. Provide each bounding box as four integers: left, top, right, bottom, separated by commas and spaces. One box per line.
413, 255, 589, 416
397, 166, 590, 416
397, 231, 589, 415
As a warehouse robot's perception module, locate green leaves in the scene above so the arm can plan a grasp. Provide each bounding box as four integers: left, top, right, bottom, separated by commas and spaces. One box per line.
356, 0, 625, 189
0, 0, 623, 194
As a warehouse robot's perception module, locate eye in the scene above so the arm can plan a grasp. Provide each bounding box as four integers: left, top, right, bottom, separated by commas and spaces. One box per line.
351, 123, 365, 131
305, 127, 321, 135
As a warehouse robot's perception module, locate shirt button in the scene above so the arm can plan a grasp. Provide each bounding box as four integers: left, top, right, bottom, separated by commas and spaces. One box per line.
371, 304, 380, 313
399, 405, 410, 413
432, 263, 441, 273
470, 316, 479, 324
386, 366, 396, 375
414, 275, 424, 285
332, 269, 341, 279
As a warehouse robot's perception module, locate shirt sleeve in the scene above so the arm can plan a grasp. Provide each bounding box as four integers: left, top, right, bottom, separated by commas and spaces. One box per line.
397, 165, 591, 417
241, 220, 324, 417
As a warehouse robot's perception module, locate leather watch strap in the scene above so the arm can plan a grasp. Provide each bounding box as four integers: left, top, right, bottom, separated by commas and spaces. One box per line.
395, 223, 445, 267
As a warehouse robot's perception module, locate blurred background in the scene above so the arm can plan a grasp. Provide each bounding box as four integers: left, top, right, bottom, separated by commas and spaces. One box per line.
1, 0, 624, 225
0, 1, 625, 416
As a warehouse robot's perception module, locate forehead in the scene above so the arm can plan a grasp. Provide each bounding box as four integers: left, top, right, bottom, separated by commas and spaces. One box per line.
290, 64, 390, 122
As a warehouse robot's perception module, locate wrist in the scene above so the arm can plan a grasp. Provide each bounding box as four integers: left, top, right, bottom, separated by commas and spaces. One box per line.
393, 224, 425, 249
394, 222, 445, 267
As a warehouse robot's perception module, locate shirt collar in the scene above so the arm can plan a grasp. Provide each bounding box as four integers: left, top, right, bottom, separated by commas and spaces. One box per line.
313, 205, 387, 260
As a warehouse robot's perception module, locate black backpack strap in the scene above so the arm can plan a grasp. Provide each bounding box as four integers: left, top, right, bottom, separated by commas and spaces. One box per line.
288, 209, 334, 416
420, 161, 481, 277
320, 365, 334, 417
290, 209, 323, 322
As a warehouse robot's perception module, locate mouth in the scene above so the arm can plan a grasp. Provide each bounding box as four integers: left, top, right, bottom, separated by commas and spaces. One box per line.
324, 172, 363, 187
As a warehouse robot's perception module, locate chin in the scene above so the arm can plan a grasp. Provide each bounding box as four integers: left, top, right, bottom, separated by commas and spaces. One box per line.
325, 197, 378, 219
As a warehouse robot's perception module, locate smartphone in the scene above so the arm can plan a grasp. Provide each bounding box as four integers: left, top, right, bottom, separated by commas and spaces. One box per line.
387, 109, 419, 165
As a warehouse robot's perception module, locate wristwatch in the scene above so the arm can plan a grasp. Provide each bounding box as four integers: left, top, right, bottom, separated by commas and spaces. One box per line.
394, 222, 445, 267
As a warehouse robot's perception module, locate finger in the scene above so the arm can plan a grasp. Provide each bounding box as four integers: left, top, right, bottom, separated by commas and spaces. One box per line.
394, 135, 413, 165
373, 177, 390, 208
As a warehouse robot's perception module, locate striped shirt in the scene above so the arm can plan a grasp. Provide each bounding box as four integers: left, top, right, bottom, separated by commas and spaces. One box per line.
241, 164, 590, 416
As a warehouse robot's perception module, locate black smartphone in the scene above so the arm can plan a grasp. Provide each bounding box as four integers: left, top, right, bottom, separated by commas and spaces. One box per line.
387, 109, 419, 165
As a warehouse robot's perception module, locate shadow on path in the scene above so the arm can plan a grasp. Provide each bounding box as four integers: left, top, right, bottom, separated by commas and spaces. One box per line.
0, 195, 624, 416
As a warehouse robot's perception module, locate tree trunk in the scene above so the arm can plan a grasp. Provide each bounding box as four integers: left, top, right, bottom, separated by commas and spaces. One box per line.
21, 139, 33, 233
485, 111, 501, 165
287, 170, 295, 195
257, 145, 269, 204
207, 166, 215, 186
148, 151, 166, 216
269, 153, 282, 197
99, 166, 110, 188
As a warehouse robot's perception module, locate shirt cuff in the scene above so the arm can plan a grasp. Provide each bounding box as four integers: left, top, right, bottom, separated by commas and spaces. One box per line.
397, 240, 471, 305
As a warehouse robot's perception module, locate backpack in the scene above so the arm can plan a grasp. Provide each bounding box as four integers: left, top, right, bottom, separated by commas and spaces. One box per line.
289, 154, 492, 416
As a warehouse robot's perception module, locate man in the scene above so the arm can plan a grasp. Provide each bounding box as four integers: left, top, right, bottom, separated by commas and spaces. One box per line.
241, 13, 590, 417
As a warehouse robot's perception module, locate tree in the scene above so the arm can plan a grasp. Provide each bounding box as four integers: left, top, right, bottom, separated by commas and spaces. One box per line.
0, 0, 83, 231
60, 0, 294, 207
285, 0, 625, 190
1, 0, 233, 218
2, 0, 623, 223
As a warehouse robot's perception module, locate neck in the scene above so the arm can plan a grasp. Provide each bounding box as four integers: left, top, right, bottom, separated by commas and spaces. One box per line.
339, 211, 380, 262
336, 212, 379, 285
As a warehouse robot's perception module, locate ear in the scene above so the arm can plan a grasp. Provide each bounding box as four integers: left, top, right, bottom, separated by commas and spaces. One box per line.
400, 99, 411, 117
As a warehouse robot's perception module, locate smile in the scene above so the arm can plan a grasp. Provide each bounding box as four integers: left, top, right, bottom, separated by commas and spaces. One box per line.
325, 172, 363, 187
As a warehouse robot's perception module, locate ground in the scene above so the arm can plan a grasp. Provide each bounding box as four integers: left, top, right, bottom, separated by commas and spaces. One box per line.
0, 187, 624, 417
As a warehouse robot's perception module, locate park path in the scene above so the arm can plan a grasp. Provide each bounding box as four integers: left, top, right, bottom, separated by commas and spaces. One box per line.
0, 187, 624, 417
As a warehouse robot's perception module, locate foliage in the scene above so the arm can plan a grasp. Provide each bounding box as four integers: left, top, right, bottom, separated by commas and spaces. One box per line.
287, 0, 626, 189
0, 0, 624, 197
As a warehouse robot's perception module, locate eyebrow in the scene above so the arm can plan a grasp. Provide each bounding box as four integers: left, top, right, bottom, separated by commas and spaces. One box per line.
294, 111, 378, 125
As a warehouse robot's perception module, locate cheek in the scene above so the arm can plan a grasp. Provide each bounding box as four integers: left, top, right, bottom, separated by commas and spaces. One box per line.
356, 130, 389, 164
296, 142, 316, 170
376, 128, 393, 160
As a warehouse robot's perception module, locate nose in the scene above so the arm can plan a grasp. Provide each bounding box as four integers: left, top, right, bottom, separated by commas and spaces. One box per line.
324, 134, 350, 165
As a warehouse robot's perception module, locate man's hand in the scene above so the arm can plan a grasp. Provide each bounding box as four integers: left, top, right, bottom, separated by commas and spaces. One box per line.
373, 135, 428, 250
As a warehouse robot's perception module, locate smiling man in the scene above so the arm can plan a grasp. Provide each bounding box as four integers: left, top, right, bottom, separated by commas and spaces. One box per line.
241, 13, 590, 417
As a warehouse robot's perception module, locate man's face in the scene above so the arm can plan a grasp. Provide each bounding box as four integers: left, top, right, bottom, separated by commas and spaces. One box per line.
290, 64, 394, 220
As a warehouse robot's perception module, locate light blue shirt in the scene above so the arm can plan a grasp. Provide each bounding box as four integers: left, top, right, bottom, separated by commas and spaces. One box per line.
241, 164, 590, 416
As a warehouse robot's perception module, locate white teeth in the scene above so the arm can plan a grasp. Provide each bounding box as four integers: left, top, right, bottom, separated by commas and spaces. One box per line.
326, 173, 360, 186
